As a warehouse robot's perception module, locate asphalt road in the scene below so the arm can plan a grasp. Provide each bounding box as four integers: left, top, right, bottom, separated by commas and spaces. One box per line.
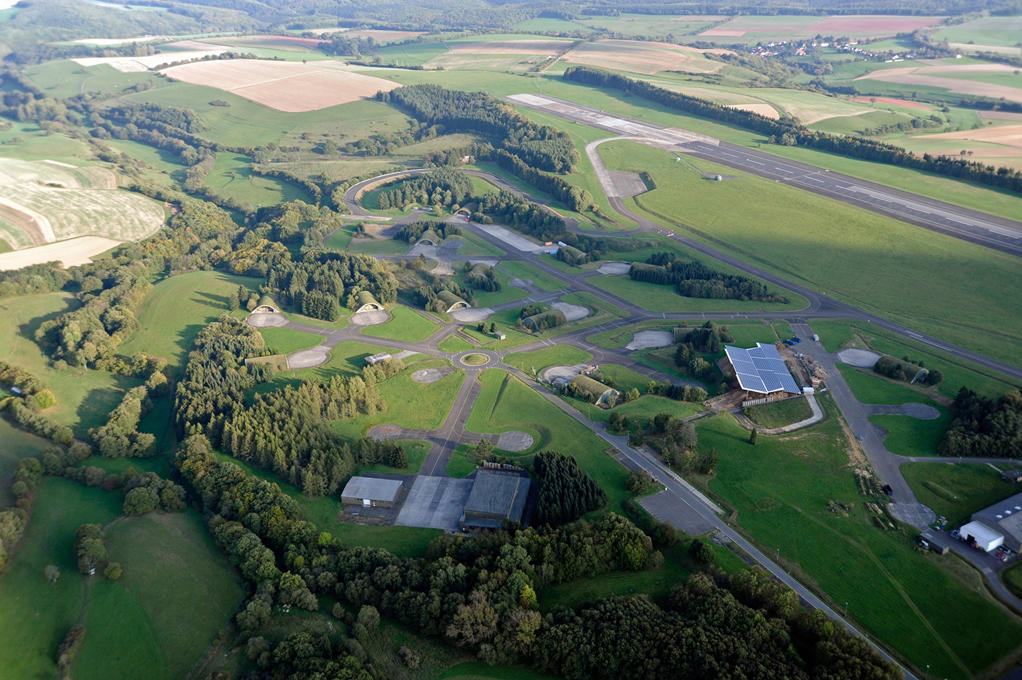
508, 93, 1022, 257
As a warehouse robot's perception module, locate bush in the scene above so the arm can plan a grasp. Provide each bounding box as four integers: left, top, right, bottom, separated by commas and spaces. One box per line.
103, 562, 122, 581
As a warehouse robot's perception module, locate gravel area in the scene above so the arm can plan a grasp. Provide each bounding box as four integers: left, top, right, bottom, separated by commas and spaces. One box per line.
625, 330, 674, 350
837, 348, 881, 368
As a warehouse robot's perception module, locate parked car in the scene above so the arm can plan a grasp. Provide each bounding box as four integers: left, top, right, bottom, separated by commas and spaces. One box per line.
950, 528, 961, 539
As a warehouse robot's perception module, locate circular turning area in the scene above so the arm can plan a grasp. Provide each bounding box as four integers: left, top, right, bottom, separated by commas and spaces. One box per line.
495, 431, 534, 452
351, 310, 390, 326
460, 353, 490, 367
246, 312, 288, 328
411, 367, 453, 384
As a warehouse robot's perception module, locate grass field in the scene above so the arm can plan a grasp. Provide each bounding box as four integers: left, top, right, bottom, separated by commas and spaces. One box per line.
265, 341, 393, 387
331, 361, 464, 439
698, 408, 1022, 679
119, 271, 264, 373
465, 370, 630, 512
838, 364, 940, 406
259, 326, 324, 355
0, 419, 52, 507
590, 275, 798, 313
932, 16, 1022, 48
603, 141, 1022, 366
594, 364, 652, 393
0, 479, 121, 680
502, 345, 592, 376
73, 512, 244, 680
204, 153, 311, 209
438, 335, 474, 353
361, 305, 439, 343
745, 397, 813, 428
902, 462, 1022, 527
496, 261, 565, 292
812, 318, 1019, 399
580, 394, 704, 424
0, 292, 140, 434
355, 440, 430, 476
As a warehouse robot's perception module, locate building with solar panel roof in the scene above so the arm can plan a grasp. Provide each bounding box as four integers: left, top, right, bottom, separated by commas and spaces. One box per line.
723, 343, 803, 399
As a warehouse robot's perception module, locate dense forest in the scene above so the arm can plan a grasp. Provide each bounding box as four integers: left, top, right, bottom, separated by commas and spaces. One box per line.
563, 66, 1022, 194
631, 252, 789, 303
940, 388, 1022, 458
174, 318, 407, 495
265, 252, 398, 321
173, 430, 896, 679
375, 167, 473, 211
380, 85, 580, 174
532, 451, 607, 526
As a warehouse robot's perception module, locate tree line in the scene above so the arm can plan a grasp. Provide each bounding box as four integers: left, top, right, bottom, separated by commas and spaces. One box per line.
940, 388, 1022, 458
631, 252, 789, 303
395, 220, 462, 244
563, 66, 1022, 194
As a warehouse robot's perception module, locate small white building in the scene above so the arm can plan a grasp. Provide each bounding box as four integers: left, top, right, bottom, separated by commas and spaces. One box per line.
365, 353, 392, 366
959, 520, 1004, 553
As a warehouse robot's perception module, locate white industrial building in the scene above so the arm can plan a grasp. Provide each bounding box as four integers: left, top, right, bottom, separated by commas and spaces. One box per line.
959, 520, 1005, 553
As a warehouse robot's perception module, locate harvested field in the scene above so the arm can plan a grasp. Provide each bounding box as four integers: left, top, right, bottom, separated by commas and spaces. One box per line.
729, 103, 780, 118
810, 15, 943, 34
849, 96, 932, 110
72, 45, 232, 72
0, 236, 121, 270
857, 63, 1022, 104
446, 39, 570, 55
562, 39, 723, 75
71, 35, 165, 46
700, 29, 747, 37
161, 59, 398, 112
700, 14, 942, 39
979, 110, 1022, 122
0, 158, 164, 254
902, 124, 1022, 169
344, 29, 425, 42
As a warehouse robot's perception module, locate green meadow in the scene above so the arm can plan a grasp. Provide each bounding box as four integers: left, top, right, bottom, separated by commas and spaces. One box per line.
699, 408, 1022, 680
119, 271, 264, 373
0, 292, 140, 434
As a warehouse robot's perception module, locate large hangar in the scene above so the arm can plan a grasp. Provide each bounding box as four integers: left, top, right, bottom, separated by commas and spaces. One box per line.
724, 343, 801, 396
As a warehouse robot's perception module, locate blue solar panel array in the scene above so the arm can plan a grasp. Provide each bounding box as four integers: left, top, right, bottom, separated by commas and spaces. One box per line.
725, 343, 801, 395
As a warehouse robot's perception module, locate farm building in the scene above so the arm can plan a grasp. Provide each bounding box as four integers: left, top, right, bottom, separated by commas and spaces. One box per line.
341, 476, 405, 508
437, 290, 470, 313
365, 352, 392, 366
569, 374, 619, 408
969, 491, 1022, 552
460, 470, 530, 530
355, 290, 385, 313
959, 520, 1005, 553
723, 343, 801, 398
253, 295, 281, 313
417, 228, 441, 246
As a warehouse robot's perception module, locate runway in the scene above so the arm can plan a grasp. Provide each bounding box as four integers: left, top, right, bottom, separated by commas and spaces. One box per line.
507, 93, 1022, 257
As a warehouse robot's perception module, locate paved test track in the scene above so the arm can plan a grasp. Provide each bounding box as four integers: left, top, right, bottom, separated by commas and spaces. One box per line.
507, 94, 1022, 257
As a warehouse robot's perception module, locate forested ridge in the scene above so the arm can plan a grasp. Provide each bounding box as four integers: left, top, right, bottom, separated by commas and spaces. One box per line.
563, 66, 1022, 194
380, 85, 580, 174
